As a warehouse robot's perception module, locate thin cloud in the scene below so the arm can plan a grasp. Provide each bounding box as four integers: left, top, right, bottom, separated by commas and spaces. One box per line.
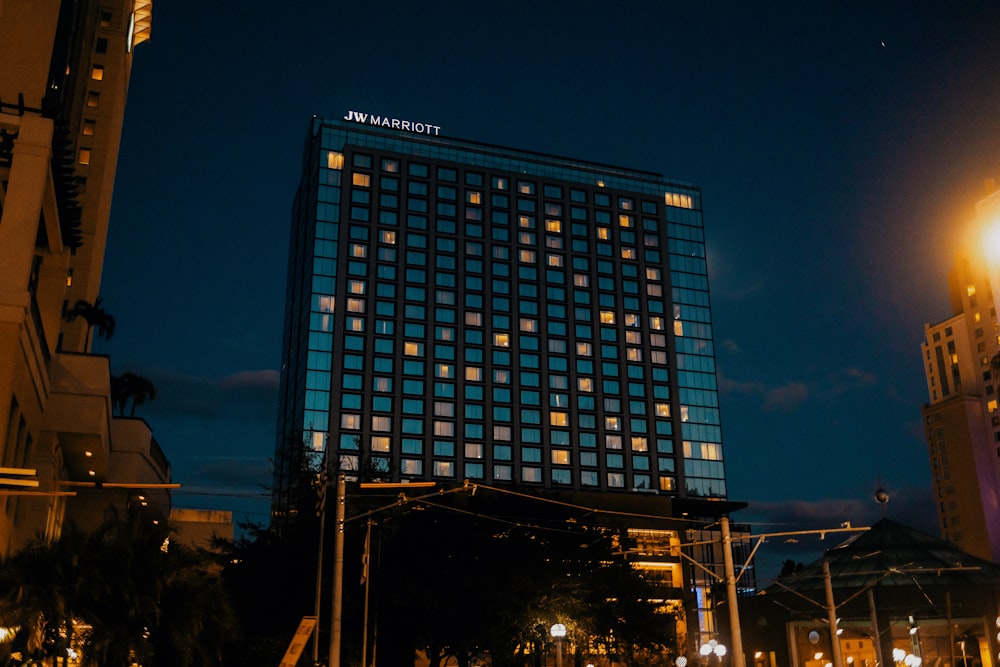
132, 368, 280, 420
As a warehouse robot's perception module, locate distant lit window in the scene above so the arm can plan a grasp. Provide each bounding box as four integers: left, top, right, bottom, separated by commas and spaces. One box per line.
78, 148, 92, 165
650, 316, 664, 330
467, 191, 482, 204
382, 158, 399, 172
574, 274, 589, 287
87, 92, 100, 108
631, 437, 648, 452
371, 436, 391, 452
82, 120, 96, 136
519, 250, 536, 263
404, 342, 423, 356
466, 367, 482, 381
600, 311, 615, 324
466, 312, 482, 326
596, 227, 610, 240
353, 173, 371, 187
551, 450, 570, 465
493, 177, 508, 190
381, 230, 396, 244
327, 151, 345, 169
348, 280, 366, 295
621, 247, 636, 259
436, 364, 454, 378
546, 219, 562, 232
550, 412, 569, 427
577, 342, 592, 356
372, 416, 391, 431
346, 298, 365, 313
494, 333, 510, 347
606, 417, 621, 431
341, 414, 361, 430
579, 378, 593, 392
90, 65, 104, 81
520, 318, 537, 332
434, 461, 455, 477
350, 244, 367, 258
619, 214, 633, 227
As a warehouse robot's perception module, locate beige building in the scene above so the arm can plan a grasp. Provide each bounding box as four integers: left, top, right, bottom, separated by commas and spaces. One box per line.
920, 185, 1000, 562
0, 0, 169, 555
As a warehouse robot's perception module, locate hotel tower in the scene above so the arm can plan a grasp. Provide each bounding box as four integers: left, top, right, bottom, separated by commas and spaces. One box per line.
274, 113, 730, 514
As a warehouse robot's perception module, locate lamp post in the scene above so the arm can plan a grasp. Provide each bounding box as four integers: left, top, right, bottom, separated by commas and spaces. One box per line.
551, 623, 567, 667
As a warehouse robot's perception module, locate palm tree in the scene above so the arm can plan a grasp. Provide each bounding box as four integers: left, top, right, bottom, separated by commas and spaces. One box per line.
110, 372, 157, 417
64, 297, 116, 350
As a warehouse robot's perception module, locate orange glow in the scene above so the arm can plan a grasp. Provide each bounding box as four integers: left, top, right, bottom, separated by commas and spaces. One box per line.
983, 224, 1000, 265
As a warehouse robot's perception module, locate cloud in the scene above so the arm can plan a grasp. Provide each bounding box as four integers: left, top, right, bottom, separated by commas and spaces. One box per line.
720, 377, 809, 412
137, 368, 280, 421
734, 486, 937, 585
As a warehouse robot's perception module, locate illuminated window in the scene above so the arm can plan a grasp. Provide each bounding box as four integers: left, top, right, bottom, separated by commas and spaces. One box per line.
436, 364, 454, 378
78, 148, 92, 165
434, 461, 454, 477
466, 312, 482, 326
619, 198, 634, 210
372, 436, 391, 452
680, 406, 690, 422
520, 249, 536, 263
606, 435, 622, 449
674, 320, 684, 336
404, 342, 423, 356
494, 369, 511, 384
579, 378, 593, 392
547, 254, 563, 267
655, 403, 671, 417
596, 228, 610, 240
624, 313, 640, 327
546, 219, 562, 232
466, 443, 484, 459
626, 331, 641, 344
346, 298, 365, 313
621, 247, 636, 259
346, 317, 363, 332
466, 367, 482, 381
87, 92, 99, 108
519, 232, 535, 245
350, 244, 367, 258
519, 215, 534, 228
90, 65, 104, 81
574, 274, 589, 287
82, 120, 96, 136
551, 450, 570, 465
519, 182, 534, 194
327, 151, 345, 169
627, 348, 642, 362
372, 416, 391, 431
348, 280, 366, 295
381, 230, 396, 244
494, 177, 508, 190
546, 236, 563, 249
520, 318, 537, 332
434, 402, 454, 417
373, 377, 390, 392
631, 437, 648, 452
467, 191, 482, 204
550, 412, 569, 426
382, 159, 398, 172
353, 173, 371, 187
651, 351, 668, 364
494, 425, 512, 440
433, 421, 454, 436
318, 296, 334, 312
577, 342, 592, 356
606, 416, 621, 431
647, 284, 663, 296
619, 214, 633, 227
494, 333, 511, 347
646, 268, 661, 281
665, 192, 693, 208
341, 414, 361, 429
650, 316, 664, 330
600, 311, 615, 324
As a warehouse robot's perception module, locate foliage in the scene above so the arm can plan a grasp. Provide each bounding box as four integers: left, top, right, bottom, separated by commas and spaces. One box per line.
63, 297, 116, 348
363, 490, 678, 667
110, 372, 157, 417
0, 508, 237, 666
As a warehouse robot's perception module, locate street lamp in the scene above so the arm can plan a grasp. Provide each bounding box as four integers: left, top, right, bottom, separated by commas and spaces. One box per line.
700, 640, 727, 667
551, 623, 567, 667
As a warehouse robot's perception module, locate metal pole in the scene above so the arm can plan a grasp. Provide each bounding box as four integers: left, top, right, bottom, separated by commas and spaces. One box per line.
823, 560, 844, 667
312, 488, 326, 665
361, 518, 372, 667
329, 473, 346, 667
313, 452, 329, 666
555, 638, 563, 667
867, 589, 885, 667
721, 516, 746, 667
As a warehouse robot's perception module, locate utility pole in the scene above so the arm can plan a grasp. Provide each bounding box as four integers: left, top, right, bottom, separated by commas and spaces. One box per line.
721, 516, 746, 667
328, 473, 346, 667
822, 560, 844, 667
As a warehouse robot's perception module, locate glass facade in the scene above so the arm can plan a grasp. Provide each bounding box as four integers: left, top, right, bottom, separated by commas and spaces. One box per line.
273, 117, 727, 514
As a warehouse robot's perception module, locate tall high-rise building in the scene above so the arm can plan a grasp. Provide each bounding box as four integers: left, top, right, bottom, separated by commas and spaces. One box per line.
274, 112, 730, 513
0, 0, 168, 554
921, 185, 1000, 562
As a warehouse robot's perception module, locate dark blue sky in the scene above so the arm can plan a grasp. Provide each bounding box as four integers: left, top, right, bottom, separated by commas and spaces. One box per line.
97, 1, 1000, 570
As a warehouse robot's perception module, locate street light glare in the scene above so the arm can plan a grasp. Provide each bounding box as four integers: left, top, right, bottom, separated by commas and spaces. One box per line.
982, 224, 1000, 264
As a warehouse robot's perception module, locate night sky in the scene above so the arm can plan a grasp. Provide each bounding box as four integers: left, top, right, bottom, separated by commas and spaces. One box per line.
96, 1, 1000, 576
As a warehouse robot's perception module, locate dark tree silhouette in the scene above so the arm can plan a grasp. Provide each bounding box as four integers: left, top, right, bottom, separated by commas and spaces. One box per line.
64, 297, 116, 349
110, 372, 157, 417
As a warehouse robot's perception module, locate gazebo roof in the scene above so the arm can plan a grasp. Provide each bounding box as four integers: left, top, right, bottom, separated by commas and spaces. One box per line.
764, 518, 1000, 594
